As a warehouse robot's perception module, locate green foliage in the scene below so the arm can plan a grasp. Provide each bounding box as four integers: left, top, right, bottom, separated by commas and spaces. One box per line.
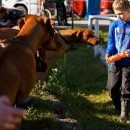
45, 67, 66, 94
99, 30, 108, 44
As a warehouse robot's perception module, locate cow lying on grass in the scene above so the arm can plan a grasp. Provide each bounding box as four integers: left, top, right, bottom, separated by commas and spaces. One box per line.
58, 28, 100, 45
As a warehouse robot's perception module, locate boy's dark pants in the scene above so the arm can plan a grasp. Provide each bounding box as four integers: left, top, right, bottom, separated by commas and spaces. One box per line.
106, 64, 130, 110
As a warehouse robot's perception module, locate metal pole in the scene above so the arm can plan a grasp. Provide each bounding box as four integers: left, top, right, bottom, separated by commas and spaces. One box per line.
28, 0, 30, 14
71, 0, 74, 29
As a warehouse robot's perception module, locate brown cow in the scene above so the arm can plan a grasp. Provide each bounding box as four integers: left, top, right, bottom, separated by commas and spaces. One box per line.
0, 15, 56, 106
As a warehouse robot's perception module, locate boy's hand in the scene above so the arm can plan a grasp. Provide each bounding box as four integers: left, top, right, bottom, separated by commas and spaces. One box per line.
124, 49, 130, 57
105, 54, 110, 63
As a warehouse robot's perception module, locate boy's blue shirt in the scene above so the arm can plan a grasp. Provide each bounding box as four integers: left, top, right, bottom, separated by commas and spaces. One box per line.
107, 19, 130, 66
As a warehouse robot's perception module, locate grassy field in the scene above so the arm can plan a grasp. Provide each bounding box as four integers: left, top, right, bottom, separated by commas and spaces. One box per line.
21, 30, 130, 130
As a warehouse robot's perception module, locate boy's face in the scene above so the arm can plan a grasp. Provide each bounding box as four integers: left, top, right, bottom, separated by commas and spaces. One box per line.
114, 9, 130, 22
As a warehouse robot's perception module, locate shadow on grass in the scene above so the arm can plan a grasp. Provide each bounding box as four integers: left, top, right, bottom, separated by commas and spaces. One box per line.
21, 94, 130, 130
58, 92, 130, 130
21, 96, 82, 130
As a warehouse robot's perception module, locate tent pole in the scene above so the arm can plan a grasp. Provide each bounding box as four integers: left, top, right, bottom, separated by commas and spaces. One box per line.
71, 0, 74, 29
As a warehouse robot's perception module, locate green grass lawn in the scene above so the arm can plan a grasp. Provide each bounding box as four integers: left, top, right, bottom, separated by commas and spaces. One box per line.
21, 30, 130, 130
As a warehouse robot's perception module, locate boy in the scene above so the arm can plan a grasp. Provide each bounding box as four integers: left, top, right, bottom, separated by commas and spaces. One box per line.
106, 0, 130, 121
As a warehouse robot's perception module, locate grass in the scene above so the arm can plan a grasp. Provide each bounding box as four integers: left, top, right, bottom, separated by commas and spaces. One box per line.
21, 30, 130, 130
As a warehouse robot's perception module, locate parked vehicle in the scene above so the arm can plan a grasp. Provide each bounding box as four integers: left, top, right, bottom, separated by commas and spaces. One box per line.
100, 0, 114, 14
0, 7, 24, 27
1, 0, 43, 15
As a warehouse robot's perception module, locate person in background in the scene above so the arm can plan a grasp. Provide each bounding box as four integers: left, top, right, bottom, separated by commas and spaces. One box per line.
106, 0, 130, 121
0, 96, 25, 130
55, 0, 70, 26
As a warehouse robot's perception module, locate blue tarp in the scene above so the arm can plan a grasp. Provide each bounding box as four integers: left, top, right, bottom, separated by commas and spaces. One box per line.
85, 0, 101, 19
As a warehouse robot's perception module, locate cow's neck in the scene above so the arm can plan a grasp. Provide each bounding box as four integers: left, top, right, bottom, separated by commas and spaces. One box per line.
16, 20, 45, 53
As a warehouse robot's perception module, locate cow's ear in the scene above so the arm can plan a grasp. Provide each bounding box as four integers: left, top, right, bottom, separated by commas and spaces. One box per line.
17, 17, 25, 29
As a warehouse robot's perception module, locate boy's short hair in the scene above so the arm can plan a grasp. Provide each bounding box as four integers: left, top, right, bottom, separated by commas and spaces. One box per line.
113, 0, 130, 11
